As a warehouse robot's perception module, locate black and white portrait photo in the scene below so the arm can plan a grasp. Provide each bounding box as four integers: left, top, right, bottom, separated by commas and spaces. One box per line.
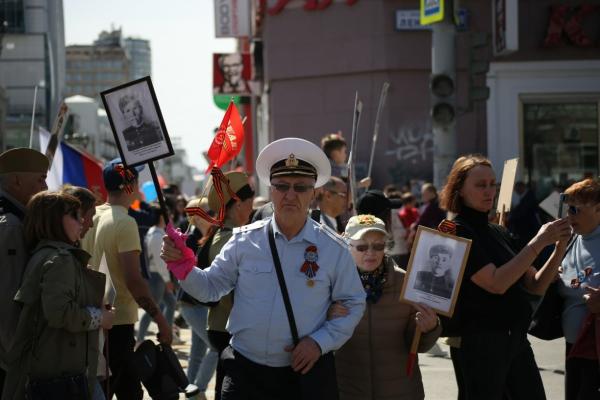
413, 244, 455, 299
400, 226, 471, 316
101, 77, 174, 167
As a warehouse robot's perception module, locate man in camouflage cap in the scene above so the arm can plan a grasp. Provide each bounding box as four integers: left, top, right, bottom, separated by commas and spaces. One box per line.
0, 148, 49, 391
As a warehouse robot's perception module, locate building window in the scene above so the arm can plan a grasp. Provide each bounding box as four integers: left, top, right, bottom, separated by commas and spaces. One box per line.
0, 0, 24, 33
523, 100, 599, 200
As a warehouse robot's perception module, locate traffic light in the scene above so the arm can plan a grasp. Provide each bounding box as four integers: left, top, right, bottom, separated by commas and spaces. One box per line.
468, 32, 491, 107
430, 73, 455, 127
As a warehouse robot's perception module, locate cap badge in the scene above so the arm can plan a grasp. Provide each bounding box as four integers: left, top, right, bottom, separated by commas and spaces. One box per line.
285, 153, 299, 168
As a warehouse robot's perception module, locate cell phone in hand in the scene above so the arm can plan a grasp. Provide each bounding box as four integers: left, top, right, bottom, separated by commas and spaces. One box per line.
558, 193, 567, 218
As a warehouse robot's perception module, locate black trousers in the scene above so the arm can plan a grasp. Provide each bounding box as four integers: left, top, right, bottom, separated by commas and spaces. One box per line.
449, 346, 466, 400
565, 342, 600, 400
0, 367, 5, 396
220, 346, 338, 400
208, 330, 232, 400
104, 324, 143, 400
458, 330, 546, 400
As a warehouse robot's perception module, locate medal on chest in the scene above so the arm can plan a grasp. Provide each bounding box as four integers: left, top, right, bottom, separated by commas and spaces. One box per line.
301, 245, 319, 287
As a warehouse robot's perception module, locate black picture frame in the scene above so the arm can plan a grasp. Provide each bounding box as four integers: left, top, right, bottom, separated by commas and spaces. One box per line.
101, 76, 174, 168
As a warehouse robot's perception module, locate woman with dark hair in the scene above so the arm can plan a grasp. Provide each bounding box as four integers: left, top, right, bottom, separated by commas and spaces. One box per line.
557, 178, 600, 399
439, 155, 572, 399
2, 191, 113, 400
415, 183, 445, 229
60, 184, 98, 239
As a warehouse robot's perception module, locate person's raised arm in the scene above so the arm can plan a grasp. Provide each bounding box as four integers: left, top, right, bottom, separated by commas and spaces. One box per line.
471, 219, 571, 295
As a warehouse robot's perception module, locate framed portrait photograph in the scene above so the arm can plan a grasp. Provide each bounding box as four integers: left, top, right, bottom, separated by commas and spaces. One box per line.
101, 76, 174, 167
400, 226, 472, 316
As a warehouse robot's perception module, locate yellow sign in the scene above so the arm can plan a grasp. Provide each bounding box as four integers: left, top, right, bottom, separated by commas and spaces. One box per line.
420, 0, 444, 25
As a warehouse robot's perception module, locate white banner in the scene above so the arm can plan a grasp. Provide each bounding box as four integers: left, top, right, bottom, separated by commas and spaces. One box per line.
214, 0, 251, 38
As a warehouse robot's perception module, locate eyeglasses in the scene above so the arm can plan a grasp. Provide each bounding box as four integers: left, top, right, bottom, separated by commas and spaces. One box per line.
327, 190, 347, 198
271, 183, 315, 193
351, 243, 386, 252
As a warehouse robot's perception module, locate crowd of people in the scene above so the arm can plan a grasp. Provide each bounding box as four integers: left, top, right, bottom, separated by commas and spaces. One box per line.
0, 131, 598, 400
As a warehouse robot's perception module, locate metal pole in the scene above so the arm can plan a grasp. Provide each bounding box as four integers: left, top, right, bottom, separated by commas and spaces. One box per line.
29, 85, 38, 148
431, 16, 457, 189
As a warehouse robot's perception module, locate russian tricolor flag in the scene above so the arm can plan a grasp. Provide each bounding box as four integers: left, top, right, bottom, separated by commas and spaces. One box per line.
39, 128, 107, 201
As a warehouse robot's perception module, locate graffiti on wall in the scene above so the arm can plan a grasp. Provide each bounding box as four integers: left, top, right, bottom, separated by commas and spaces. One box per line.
384, 125, 434, 185
386, 126, 433, 164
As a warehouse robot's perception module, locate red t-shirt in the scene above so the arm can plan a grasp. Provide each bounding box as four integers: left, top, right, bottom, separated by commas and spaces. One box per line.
398, 206, 419, 229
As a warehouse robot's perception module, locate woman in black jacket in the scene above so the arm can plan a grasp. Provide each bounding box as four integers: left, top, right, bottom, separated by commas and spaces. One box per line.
439, 155, 572, 400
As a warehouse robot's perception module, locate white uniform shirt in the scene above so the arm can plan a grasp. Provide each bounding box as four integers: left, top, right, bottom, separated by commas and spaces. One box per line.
181, 216, 366, 367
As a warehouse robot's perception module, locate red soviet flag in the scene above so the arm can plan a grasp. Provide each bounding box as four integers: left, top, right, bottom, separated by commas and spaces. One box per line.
206, 101, 245, 172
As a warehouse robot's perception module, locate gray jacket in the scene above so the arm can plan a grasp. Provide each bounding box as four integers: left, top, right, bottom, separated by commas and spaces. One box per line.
0, 189, 27, 369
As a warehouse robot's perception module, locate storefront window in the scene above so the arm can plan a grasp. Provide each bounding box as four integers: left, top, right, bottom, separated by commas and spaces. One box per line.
523, 101, 599, 200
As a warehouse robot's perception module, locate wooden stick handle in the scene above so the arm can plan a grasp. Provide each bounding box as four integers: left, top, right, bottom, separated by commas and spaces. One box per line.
410, 326, 422, 354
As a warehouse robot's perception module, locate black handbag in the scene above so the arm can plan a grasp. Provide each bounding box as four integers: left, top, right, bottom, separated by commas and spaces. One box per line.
131, 340, 189, 400
267, 224, 339, 400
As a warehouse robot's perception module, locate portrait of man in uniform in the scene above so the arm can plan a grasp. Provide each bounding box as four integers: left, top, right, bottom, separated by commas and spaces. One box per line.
118, 94, 163, 152
102, 77, 174, 167
413, 244, 455, 299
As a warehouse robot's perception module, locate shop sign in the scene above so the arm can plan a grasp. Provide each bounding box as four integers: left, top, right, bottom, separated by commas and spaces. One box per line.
396, 10, 430, 31
263, 0, 359, 16
214, 0, 251, 38
543, 4, 600, 48
493, 0, 518, 56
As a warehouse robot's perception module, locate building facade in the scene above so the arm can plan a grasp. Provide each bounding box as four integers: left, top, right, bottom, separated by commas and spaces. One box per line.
65, 28, 130, 99
259, 0, 491, 190
257, 0, 600, 199
124, 37, 151, 80
0, 0, 65, 150
487, 0, 600, 201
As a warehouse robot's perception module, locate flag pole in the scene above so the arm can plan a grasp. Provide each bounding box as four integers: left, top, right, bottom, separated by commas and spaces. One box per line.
347, 92, 363, 214
148, 161, 170, 225
367, 82, 390, 179
28, 85, 38, 148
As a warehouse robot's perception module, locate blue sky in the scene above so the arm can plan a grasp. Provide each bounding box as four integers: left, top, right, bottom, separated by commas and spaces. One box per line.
63, 0, 236, 171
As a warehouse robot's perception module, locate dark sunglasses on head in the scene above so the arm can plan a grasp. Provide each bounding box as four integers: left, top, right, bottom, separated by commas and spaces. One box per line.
351, 243, 386, 252
271, 182, 314, 193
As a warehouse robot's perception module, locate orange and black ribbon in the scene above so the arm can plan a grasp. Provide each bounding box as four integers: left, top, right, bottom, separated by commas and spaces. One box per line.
114, 164, 136, 194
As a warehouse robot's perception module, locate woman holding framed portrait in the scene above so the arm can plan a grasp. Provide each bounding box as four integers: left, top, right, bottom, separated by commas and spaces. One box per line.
331, 214, 441, 400
439, 155, 572, 400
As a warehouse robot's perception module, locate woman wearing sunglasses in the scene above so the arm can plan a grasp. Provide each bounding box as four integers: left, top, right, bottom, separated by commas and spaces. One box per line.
331, 214, 441, 400
439, 155, 572, 400
2, 191, 113, 400
557, 178, 600, 399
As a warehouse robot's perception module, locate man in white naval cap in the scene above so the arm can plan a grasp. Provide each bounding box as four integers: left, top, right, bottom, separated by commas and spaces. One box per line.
162, 137, 365, 400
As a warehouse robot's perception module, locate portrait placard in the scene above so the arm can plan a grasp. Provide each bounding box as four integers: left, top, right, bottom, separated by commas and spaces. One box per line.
400, 226, 472, 316
496, 157, 519, 214
101, 76, 174, 167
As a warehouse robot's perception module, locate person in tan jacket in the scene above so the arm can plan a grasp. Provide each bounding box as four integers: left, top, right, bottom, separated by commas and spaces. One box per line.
330, 215, 442, 400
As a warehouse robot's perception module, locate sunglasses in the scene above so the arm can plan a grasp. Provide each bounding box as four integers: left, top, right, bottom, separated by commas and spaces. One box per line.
351, 243, 386, 252
271, 182, 314, 193
567, 205, 584, 215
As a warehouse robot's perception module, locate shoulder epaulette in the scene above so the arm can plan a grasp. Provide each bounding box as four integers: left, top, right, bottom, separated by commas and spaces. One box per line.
316, 221, 347, 248
233, 218, 269, 234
